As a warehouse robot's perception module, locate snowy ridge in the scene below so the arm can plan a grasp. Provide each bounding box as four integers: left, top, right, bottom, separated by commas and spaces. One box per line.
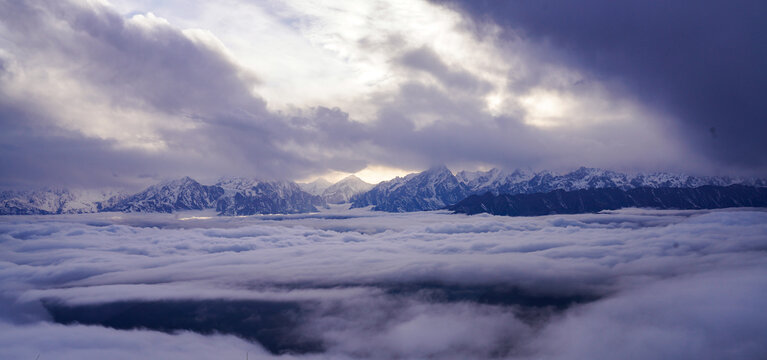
465, 166, 763, 194
1, 177, 325, 215
103, 177, 223, 213
457, 168, 535, 193
321, 175, 373, 204
3, 167, 765, 215
215, 177, 260, 192
352, 166, 767, 212
351, 165, 470, 212
298, 178, 332, 196
215, 177, 326, 216
0, 188, 125, 215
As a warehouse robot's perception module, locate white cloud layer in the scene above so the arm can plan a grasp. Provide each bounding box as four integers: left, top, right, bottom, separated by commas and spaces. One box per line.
1, 207, 766, 358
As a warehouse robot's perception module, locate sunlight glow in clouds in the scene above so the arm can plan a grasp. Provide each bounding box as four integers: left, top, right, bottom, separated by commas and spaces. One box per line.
520, 90, 571, 127
111, 0, 510, 121
0, 0, 710, 186
304, 164, 414, 184
352, 164, 414, 184
107, 0, 617, 127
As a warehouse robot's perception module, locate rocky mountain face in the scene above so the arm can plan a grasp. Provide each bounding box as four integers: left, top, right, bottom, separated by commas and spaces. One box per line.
351, 165, 470, 212
321, 175, 373, 204
448, 185, 767, 216
103, 177, 224, 213
215, 178, 326, 216
353, 166, 766, 212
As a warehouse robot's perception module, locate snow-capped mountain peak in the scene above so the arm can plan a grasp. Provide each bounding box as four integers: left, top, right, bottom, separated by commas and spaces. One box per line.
299, 178, 332, 196
321, 175, 373, 204
103, 177, 223, 213
215, 177, 260, 191
352, 166, 766, 212
351, 165, 469, 212
0, 188, 126, 215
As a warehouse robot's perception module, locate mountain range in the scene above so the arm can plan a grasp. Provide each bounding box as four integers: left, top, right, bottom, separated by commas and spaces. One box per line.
351, 166, 767, 212
2, 166, 766, 215
102, 177, 223, 213
1, 177, 325, 216
0, 188, 125, 215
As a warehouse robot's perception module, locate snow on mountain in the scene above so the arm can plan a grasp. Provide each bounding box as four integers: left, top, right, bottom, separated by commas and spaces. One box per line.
458, 168, 535, 193
215, 178, 326, 216
351, 166, 766, 213
298, 178, 333, 196
464, 167, 757, 195
351, 165, 469, 212
215, 177, 260, 192
103, 177, 224, 213
3, 168, 765, 216
321, 175, 374, 204
0, 188, 125, 215
61, 189, 128, 213
1, 176, 328, 216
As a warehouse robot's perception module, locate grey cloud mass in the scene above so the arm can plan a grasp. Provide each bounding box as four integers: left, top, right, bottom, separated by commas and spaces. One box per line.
399, 46, 493, 94
1, 208, 767, 358
438, 0, 767, 174
0, 0, 737, 190
0, 0, 367, 188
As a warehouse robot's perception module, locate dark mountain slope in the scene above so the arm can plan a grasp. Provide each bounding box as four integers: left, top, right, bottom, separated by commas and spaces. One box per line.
448, 185, 767, 216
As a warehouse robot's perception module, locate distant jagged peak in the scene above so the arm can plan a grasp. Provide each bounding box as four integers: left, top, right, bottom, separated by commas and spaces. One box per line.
335, 174, 369, 185
459, 167, 533, 182
324, 175, 373, 192
299, 177, 333, 195
216, 177, 307, 195
215, 176, 260, 190
509, 167, 535, 177
308, 177, 333, 185
150, 176, 200, 189
421, 164, 453, 176
567, 166, 608, 176
321, 175, 374, 204
407, 165, 458, 186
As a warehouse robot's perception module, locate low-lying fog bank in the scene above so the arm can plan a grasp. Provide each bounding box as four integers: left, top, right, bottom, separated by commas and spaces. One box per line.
1, 207, 766, 359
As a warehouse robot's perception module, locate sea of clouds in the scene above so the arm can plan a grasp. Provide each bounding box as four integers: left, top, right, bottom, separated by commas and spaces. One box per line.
1, 206, 767, 359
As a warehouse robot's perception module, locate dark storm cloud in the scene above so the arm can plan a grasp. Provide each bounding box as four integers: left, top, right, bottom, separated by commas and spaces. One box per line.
0, 99, 150, 190
399, 46, 493, 94
366, 80, 684, 172
436, 0, 767, 173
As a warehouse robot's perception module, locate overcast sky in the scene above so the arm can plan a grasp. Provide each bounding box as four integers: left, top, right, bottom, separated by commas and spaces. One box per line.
1, 0, 765, 189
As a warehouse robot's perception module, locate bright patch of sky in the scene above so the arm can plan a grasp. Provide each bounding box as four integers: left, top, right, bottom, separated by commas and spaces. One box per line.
100, 0, 670, 182
107, 0, 626, 127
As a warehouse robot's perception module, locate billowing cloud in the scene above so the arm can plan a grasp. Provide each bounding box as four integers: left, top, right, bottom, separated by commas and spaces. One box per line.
437, 0, 767, 175
1, 208, 766, 358
0, 0, 729, 190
